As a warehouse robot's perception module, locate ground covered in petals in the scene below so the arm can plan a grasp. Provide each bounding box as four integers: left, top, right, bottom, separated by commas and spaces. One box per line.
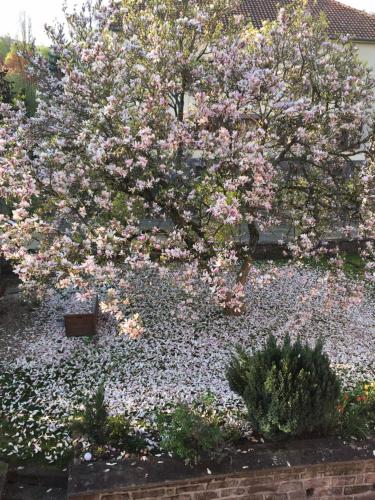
0, 264, 374, 463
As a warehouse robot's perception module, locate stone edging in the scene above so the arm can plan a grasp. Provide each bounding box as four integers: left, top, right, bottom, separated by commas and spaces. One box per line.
68, 438, 375, 499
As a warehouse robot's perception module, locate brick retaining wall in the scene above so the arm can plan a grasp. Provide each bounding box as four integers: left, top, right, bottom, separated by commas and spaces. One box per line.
70, 458, 375, 500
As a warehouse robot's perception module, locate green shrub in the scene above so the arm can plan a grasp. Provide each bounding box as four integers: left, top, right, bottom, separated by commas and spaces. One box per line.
106, 415, 146, 452
106, 415, 131, 446
226, 334, 341, 439
337, 381, 375, 439
74, 384, 108, 445
157, 397, 235, 464
71, 385, 145, 452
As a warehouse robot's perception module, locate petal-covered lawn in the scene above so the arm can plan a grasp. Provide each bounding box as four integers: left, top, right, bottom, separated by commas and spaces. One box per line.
0, 264, 374, 462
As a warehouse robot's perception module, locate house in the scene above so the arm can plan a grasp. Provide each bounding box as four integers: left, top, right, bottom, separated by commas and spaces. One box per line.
237, 0, 375, 73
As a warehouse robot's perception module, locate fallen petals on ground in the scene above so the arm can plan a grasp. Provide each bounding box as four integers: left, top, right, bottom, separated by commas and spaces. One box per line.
0, 264, 374, 462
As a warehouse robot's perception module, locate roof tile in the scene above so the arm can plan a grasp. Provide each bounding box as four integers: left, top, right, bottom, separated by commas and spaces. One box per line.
237, 0, 375, 42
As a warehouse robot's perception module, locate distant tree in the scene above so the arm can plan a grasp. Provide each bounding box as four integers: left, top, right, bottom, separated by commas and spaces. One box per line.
0, 65, 12, 104
4, 13, 36, 114
5, 13, 34, 79
0, 36, 13, 64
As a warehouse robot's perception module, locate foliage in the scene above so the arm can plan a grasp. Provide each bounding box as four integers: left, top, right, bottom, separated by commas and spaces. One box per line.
4, 41, 37, 114
106, 415, 147, 452
226, 334, 341, 438
0, 0, 374, 324
0, 36, 13, 63
5, 70, 36, 115
72, 384, 108, 445
303, 253, 366, 277
157, 395, 237, 463
71, 384, 146, 453
0, 65, 12, 104
0, 31, 52, 113
2, 14, 37, 114
337, 381, 375, 439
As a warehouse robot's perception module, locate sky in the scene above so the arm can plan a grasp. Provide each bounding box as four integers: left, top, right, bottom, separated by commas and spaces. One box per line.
0, 0, 86, 46
0, 0, 374, 46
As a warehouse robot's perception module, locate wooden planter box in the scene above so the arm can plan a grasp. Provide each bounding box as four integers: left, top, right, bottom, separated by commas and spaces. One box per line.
64, 296, 99, 337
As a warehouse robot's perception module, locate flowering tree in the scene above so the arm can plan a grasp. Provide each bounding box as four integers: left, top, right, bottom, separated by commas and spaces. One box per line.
0, 0, 374, 330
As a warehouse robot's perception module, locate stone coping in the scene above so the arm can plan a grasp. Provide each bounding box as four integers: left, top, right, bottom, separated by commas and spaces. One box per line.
68, 438, 375, 498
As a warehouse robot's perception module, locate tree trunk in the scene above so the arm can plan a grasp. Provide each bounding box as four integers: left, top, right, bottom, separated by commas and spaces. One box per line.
225, 222, 259, 316
237, 256, 253, 287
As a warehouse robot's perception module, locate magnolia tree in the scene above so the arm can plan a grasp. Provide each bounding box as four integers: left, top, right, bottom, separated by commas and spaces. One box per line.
0, 0, 374, 331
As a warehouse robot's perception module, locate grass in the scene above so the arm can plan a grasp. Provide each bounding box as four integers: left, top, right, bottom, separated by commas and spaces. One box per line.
264, 252, 367, 278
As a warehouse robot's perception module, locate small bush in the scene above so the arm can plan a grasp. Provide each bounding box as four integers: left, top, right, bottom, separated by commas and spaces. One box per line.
338, 381, 375, 439
107, 415, 146, 452
73, 384, 108, 445
106, 415, 131, 446
71, 385, 146, 453
157, 397, 235, 464
226, 334, 341, 439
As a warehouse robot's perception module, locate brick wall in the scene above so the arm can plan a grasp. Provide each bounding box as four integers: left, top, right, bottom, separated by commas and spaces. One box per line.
70, 459, 375, 500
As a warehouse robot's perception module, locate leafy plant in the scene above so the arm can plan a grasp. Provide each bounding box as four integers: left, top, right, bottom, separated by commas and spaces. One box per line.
337, 381, 375, 439
226, 334, 341, 439
73, 384, 108, 445
106, 415, 146, 452
0, 65, 13, 104
157, 397, 235, 464
71, 385, 146, 453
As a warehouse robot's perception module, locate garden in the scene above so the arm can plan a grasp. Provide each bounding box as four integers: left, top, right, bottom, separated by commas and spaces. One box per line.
0, 262, 374, 467
0, 0, 375, 485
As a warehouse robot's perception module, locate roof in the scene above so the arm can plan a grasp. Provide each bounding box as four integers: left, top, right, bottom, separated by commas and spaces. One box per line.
237, 0, 375, 42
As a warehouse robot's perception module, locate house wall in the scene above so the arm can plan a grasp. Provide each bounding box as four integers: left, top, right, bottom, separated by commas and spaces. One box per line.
356, 42, 375, 74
